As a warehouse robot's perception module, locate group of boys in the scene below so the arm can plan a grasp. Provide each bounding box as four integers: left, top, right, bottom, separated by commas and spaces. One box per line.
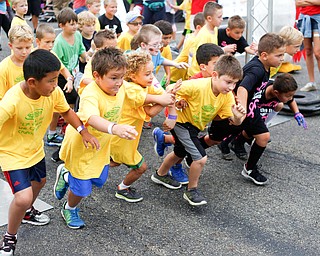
0, 1, 309, 255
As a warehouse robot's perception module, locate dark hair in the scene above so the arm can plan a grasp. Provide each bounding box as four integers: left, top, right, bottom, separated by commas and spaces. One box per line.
196, 43, 224, 65
94, 29, 116, 48
23, 49, 61, 81
273, 73, 298, 93
154, 20, 173, 35
227, 15, 245, 30
92, 47, 128, 77
258, 33, 285, 55
203, 1, 223, 18
214, 55, 243, 80
194, 12, 205, 28
57, 7, 78, 25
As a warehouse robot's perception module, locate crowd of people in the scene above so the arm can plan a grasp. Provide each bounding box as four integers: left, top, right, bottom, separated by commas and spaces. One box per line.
0, 0, 315, 255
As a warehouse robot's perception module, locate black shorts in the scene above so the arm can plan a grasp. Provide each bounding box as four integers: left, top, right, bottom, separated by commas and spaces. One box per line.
208, 119, 242, 142
58, 74, 79, 105
242, 114, 269, 137
27, 0, 42, 16
182, 29, 192, 36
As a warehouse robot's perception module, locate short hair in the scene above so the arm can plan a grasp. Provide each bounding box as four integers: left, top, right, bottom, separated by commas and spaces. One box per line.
154, 20, 173, 36
57, 7, 78, 25
203, 1, 223, 19
279, 26, 304, 46
228, 15, 246, 30
213, 55, 243, 80
77, 11, 96, 30
196, 43, 224, 65
91, 47, 127, 77
194, 12, 205, 28
273, 73, 298, 93
103, 0, 117, 6
94, 29, 116, 48
23, 49, 61, 81
124, 51, 152, 81
258, 33, 285, 55
8, 25, 34, 44
11, 0, 25, 7
36, 23, 55, 40
130, 33, 139, 50
136, 24, 162, 45
86, 0, 100, 4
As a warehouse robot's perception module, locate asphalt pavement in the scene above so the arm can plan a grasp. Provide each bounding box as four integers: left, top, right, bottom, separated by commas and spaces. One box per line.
0, 20, 320, 256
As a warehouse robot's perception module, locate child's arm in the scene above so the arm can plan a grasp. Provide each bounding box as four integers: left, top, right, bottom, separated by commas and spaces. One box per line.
245, 42, 258, 55
288, 100, 308, 129
228, 96, 246, 125
164, 66, 171, 87
79, 52, 89, 63
88, 115, 138, 140
162, 58, 189, 69
163, 105, 178, 131
60, 67, 74, 93
60, 109, 100, 149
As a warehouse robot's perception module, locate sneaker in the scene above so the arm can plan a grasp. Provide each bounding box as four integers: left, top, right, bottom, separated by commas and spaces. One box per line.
0, 234, 17, 256
184, 154, 192, 169
22, 206, 50, 225
300, 82, 317, 91
152, 127, 170, 157
241, 164, 268, 185
143, 121, 152, 129
46, 133, 63, 146
54, 164, 69, 200
217, 142, 233, 161
115, 187, 143, 203
151, 171, 182, 189
169, 164, 189, 184
183, 188, 207, 206
61, 202, 85, 229
51, 147, 62, 163
170, 46, 180, 55
230, 140, 248, 160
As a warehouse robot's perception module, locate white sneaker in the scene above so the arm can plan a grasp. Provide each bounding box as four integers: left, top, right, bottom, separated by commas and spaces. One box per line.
300, 82, 317, 91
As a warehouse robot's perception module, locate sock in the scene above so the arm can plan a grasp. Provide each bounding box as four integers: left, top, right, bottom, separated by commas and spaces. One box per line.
63, 172, 69, 183
5, 232, 17, 238
199, 136, 209, 149
118, 181, 130, 190
64, 202, 76, 211
246, 142, 266, 170
48, 130, 56, 135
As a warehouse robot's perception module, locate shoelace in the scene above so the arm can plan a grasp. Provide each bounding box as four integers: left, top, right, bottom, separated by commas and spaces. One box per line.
2, 235, 16, 251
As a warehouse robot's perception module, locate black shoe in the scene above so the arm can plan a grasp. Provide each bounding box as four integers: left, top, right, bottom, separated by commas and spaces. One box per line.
0, 233, 17, 255
0, 44, 2, 51
230, 140, 248, 160
51, 147, 62, 162
151, 171, 182, 189
115, 187, 143, 203
183, 188, 207, 206
217, 141, 233, 161
241, 164, 268, 185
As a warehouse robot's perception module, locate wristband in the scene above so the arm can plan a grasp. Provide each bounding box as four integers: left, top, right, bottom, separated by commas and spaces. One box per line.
76, 125, 85, 133
168, 114, 177, 120
67, 76, 74, 81
107, 123, 115, 134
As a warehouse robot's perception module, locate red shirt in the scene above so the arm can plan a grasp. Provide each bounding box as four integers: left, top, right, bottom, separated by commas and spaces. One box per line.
300, 5, 320, 16
189, 72, 204, 80
191, 0, 212, 15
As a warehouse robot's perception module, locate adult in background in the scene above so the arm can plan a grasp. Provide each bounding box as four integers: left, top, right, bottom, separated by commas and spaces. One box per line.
53, 0, 69, 17
73, 0, 87, 14
27, 0, 41, 32
0, 0, 11, 50
142, 0, 166, 24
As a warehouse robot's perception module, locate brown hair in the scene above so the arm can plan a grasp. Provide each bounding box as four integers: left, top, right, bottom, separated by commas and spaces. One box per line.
94, 29, 116, 48
214, 55, 243, 80
203, 1, 223, 19
258, 33, 285, 55
57, 7, 78, 25
228, 15, 245, 30
124, 51, 152, 81
36, 23, 55, 39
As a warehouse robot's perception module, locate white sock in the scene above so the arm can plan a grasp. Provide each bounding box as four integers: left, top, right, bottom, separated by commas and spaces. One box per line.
118, 181, 130, 190
64, 202, 76, 210
5, 232, 17, 238
63, 172, 69, 183
48, 130, 56, 135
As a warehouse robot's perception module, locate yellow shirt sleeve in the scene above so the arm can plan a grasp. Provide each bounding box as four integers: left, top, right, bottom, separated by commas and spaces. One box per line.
117, 32, 133, 51
79, 58, 93, 95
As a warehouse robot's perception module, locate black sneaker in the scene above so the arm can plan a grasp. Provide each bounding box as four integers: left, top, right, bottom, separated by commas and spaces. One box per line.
217, 141, 233, 161
51, 147, 62, 163
151, 171, 182, 189
22, 206, 50, 225
230, 140, 248, 160
241, 164, 268, 185
115, 187, 143, 203
0, 233, 17, 255
183, 188, 207, 206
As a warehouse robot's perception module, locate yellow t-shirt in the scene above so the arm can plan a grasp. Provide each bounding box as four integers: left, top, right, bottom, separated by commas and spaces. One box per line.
95, 16, 100, 32
110, 81, 164, 166
156, 45, 172, 74
79, 58, 93, 95
117, 31, 133, 51
179, 0, 191, 30
174, 77, 235, 131
10, 16, 29, 28
60, 81, 125, 179
188, 26, 218, 77
0, 56, 24, 100
0, 84, 70, 171
170, 33, 195, 82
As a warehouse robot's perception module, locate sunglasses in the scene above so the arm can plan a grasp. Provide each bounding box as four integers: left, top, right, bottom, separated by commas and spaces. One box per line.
129, 22, 143, 26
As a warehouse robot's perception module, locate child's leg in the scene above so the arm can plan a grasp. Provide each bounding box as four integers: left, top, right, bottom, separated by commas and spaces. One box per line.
188, 156, 207, 190
157, 151, 182, 176
246, 132, 269, 170
122, 161, 147, 186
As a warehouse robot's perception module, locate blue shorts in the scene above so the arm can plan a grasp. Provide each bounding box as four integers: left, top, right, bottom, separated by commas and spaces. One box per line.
69, 165, 109, 197
3, 158, 46, 194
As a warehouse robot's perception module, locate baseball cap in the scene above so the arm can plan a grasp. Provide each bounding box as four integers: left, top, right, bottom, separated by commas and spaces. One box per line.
126, 11, 144, 24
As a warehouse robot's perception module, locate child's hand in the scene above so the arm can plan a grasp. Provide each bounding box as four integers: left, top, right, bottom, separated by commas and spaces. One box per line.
223, 44, 237, 53
163, 118, 176, 132
294, 112, 308, 129
166, 79, 182, 95
158, 93, 175, 106
175, 99, 188, 110
249, 42, 258, 52
231, 103, 246, 121
175, 62, 189, 69
80, 129, 100, 150
113, 124, 138, 140
63, 80, 73, 93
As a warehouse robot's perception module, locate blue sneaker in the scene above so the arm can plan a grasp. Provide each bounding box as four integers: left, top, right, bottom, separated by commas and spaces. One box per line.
54, 164, 69, 200
152, 127, 168, 157
61, 202, 85, 229
46, 133, 63, 146
169, 164, 189, 184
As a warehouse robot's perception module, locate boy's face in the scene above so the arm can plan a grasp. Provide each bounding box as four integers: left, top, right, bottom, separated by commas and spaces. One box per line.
93, 67, 126, 96
212, 73, 238, 94
88, 2, 101, 15
36, 32, 56, 51
13, 1, 28, 15
30, 71, 59, 97
286, 43, 301, 56
162, 34, 173, 47
200, 56, 219, 78
130, 60, 154, 88
226, 28, 244, 41
81, 23, 96, 37
60, 20, 78, 35
263, 47, 286, 68
9, 39, 33, 63
141, 35, 163, 56
275, 90, 296, 103
127, 17, 143, 34
208, 9, 223, 28
105, 2, 117, 16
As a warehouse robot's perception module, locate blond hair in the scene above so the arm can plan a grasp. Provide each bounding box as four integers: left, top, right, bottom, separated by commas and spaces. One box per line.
103, 0, 117, 6
11, 0, 26, 7
279, 26, 304, 46
136, 24, 162, 45
77, 11, 96, 30
86, 0, 101, 4
124, 51, 152, 81
36, 23, 55, 39
8, 25, 34, 44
